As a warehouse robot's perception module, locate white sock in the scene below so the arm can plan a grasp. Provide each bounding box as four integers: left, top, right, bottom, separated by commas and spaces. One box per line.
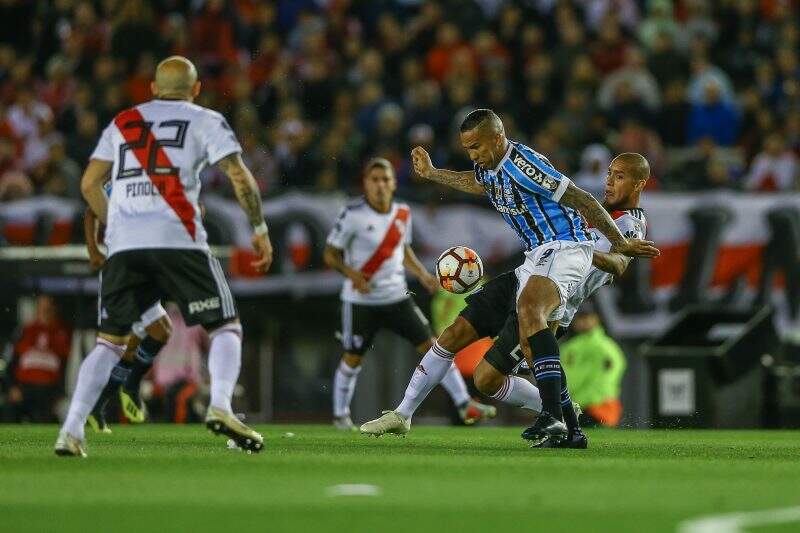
395, 342, 455, 420
440, 364, 471, 408
491, 376, 542, 412
62, 340, 123, 440
208, 323, 242, 414
333, 360, 362, 418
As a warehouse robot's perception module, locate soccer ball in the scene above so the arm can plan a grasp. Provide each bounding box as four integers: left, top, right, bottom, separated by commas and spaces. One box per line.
436, 246, 483, 294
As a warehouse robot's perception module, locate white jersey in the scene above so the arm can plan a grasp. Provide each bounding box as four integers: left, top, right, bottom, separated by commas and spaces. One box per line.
326, 199, 412, 305
90, 99, 241, 256
560, 208, 648, 326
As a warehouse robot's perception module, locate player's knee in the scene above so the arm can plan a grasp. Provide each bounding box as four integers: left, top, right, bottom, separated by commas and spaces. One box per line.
342, 353, 362, 368
473, 361, 503, 396
438, 317, 478, 353
415, 338, 434, 354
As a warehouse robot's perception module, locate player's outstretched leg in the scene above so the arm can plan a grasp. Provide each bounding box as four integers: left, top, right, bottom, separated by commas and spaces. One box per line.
55, 339, 124, 457
360, 318, 479, 436
204, 322, 263, 452
332, 354, 362, 431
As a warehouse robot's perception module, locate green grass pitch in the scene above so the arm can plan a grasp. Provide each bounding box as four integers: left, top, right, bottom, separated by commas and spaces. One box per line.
1, 425, 799, 533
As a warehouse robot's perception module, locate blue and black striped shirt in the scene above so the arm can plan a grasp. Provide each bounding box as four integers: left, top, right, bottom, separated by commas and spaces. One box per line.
474, 140, 590, 250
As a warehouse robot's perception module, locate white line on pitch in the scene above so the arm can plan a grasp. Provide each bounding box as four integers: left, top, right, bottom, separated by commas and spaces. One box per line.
677, 506, 800, 533
325, 484, 382, 497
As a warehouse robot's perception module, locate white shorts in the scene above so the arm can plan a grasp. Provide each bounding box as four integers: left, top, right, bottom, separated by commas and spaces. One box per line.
131, 302, 168, 339
515, 240, 594, 322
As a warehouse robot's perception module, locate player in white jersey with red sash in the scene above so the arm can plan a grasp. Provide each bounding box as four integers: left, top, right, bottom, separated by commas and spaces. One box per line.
324, 158, 496, 430
55, 56, 272, 456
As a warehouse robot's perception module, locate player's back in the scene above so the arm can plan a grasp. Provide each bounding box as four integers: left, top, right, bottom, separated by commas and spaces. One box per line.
91, 99, 241, 256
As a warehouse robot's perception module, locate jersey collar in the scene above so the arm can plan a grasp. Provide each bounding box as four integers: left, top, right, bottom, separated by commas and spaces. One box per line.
490, 141, 514, 174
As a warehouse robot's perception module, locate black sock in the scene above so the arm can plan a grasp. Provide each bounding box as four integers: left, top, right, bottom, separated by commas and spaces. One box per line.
560, 367, 580, 433
528, 329, 563, 420
93, 360, 131, 414
124, 336, 165, 395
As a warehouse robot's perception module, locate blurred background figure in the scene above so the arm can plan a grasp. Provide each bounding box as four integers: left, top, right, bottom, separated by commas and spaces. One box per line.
3, 295, 72, 423
560, 304, 627, 428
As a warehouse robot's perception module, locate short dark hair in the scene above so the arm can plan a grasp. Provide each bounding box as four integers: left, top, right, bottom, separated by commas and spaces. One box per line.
613, 152, 650, 181
364, 157, 395, 177
459, 108, 503, 134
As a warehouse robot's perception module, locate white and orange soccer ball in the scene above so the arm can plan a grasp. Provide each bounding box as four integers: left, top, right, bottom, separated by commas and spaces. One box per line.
435, 246, 483, 294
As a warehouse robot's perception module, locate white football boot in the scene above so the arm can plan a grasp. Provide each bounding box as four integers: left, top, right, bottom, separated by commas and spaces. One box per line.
359, 410, 410, 436
54, 431, 87, 458
205, 407, 264, 453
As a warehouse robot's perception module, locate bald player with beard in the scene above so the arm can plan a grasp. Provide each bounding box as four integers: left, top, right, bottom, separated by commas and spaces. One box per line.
55, 56, 273, 456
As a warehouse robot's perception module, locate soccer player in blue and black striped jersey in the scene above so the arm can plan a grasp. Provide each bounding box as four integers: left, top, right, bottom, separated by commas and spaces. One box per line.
362, 109, 659, 443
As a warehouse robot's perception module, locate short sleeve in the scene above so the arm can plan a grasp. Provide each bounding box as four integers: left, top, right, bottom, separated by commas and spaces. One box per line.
204, 112, 242, 165
616, 215, 646, 240
326, 208, 353, 249
90, 123, 115, 162
507, 147, 571, 202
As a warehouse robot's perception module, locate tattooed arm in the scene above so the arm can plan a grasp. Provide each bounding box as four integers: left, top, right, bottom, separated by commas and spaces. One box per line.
560, 182, 660, 258
411, 146, 484, 195
217, 152, 273, 272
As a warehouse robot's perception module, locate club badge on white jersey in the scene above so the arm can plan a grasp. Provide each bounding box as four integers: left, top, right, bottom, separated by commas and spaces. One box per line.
90, 99, 242, 256
326, 199, 412, 305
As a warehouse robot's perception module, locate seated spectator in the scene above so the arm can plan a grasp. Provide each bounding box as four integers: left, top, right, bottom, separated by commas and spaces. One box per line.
744, 134, 799, 192
658, 79, 690, 146
686, 81, 739, 146
671, 136, 735, 190
4, 295, 72, 423
597, 47, 661, 115
687, 54, 735, 105
560, 306, 627, 428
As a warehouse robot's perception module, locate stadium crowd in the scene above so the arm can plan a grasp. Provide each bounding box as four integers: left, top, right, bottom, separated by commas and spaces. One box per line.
0, 0, 798, 204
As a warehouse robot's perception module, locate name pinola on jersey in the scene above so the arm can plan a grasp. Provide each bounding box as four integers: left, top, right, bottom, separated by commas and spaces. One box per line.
510, 149, 558, 192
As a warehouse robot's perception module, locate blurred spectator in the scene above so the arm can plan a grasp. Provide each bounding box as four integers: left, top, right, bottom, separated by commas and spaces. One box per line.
574, 144, 612, 199
3, 295, 72, 423
671, 137, 735, 190
0, 0, 795, 210
686, 81, 739, 146
560, 307, 626, 428
743, 134, 799, 192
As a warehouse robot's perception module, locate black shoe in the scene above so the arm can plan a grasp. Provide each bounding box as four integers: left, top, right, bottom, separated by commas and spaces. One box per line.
521, 412, 568, 446
533, 428, 588, 449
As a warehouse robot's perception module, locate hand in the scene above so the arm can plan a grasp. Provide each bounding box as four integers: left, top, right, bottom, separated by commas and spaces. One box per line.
88, 249, 106, 271
420, 272, 440, 294
251, 233, 273, 273
411, 146, 434, 179
611, 239, 661, 258
348, 271, 372, 294
9, 385, 22, 403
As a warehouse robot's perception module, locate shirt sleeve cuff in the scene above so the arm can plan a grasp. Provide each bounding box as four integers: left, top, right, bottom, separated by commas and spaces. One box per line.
552, 176, 571, 203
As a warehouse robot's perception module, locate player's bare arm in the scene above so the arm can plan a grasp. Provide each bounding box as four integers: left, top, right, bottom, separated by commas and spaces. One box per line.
217, 152, 273, 273
560, 182, 659, 258
83, 207, 106, 271
323, 245, 371, 294
411, 146, 483, 195
403, 245, 439, 294
592, 250, 632, 279
80, 159, 112, 223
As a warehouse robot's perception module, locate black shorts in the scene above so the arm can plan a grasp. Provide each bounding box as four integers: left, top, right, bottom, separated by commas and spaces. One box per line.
339, 297, 433, 356
483, 312, 527, 375
458, 271, 518, 338
99, 249, 237, 336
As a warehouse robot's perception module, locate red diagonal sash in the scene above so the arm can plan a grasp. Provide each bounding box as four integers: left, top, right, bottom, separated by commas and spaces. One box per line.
114, 108, 196, 239
360, 206, 410, 278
